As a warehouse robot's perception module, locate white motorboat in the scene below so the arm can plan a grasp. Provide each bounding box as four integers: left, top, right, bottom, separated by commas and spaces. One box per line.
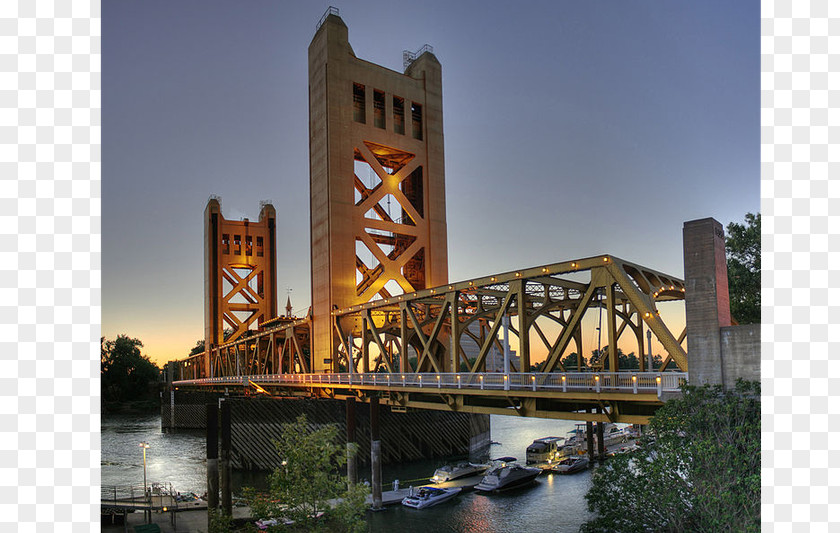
551, 455, 590, 474
474, 462, 541, 493
608, 443, 640, 456
401, 486, 461, 509
603, 424, 630, 447
431, 461, 490, 483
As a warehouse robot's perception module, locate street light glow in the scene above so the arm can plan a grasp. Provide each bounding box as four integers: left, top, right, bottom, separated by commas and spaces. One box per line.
139, 442, 150, 524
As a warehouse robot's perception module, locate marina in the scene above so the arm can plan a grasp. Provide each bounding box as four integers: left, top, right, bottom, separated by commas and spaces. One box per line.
102, 414, 617, 532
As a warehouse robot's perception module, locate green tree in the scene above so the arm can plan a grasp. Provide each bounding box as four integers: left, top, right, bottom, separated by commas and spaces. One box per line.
560, 352, 587, 371
101, 335, 160, 404
588, 347, 636, 370
581, 380, 760, 533
726, 212, 760, 324
244, 415, 368, 532
189, 339, 205, 356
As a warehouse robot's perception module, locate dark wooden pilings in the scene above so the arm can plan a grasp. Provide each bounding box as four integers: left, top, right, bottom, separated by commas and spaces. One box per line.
586, 420, 594, 463
206, 403, 219, 526
220, 401, 232, 516
370, 396, 382, 510
346, 397, 357, 486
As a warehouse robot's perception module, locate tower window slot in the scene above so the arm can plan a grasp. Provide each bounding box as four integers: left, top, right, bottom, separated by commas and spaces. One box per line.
221, 234, 230, 255
234, 234, 241, 255
393, 96, 405, 134
373, 89, 385, 129
245, 235, 253, 256
256, 236, 264, 257
353, 83, 366, 123
411, 102, 423, 140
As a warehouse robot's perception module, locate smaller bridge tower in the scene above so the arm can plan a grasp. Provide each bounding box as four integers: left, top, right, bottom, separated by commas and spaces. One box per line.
204, 198, 277, 377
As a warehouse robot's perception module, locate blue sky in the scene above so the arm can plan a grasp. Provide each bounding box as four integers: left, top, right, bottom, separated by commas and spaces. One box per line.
103, 1, 759, 365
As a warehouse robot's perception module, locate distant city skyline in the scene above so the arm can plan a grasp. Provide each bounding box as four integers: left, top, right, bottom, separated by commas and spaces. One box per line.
103, 1, 759, 366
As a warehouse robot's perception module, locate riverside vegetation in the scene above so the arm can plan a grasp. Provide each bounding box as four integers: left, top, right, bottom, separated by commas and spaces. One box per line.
581, 380, 760, 532
101, 335, 161, 414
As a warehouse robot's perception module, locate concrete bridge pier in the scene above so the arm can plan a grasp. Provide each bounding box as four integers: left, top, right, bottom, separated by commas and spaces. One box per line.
586, 420, 594, 463
370, 396, 382, 510
206, 403, 219, 525
596, 421, 605, 462
220, 401, 232, 516
346, 397, 357, 486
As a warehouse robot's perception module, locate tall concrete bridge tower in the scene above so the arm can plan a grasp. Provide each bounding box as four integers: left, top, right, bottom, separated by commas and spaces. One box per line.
308, 12, 449, 370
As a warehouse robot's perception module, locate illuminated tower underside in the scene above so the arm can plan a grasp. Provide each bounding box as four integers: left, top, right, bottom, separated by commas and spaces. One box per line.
309, 14, 448, 370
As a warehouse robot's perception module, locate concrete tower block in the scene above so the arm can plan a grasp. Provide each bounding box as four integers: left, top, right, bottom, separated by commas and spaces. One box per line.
308, 13, 449, 369
683, 217, 731, 386
204, 198, 277, 377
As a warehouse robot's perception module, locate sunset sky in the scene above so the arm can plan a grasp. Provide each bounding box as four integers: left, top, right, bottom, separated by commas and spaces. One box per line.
103, 1, 759, 366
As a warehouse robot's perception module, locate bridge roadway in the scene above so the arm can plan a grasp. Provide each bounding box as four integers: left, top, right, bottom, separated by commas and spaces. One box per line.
173, 371, 687, 424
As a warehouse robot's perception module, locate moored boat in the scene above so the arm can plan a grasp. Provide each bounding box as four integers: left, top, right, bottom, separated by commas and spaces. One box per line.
431, 461, 490, 483
401, 486, 461, 509
551, 455, 590, 474
474, 461, 542, 493
525, 436, 565, 464
608, 443, 640, 456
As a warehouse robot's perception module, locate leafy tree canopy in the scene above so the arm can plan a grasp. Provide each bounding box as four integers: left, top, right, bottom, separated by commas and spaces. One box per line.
581, 380, 760, 533
189, 339, 205, 356
560, 352, 587, 371
101, 335, 160, 404
244, 415, 368, 532
587, 347, 675, 371
726, 212, 760, 324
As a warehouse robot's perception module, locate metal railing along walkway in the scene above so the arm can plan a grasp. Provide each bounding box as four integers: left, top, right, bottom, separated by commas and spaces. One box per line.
101, 482, 176, 512
174, 371, 686, 395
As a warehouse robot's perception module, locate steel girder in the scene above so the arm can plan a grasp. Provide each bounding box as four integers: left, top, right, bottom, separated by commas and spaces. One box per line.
332, 255, 688, 376
177, 255, 687, 382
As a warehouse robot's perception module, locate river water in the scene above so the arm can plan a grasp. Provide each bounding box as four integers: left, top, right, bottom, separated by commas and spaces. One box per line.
102, 414, 595, 532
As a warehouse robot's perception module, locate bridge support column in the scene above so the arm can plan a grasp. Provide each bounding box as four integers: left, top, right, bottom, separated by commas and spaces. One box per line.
206, 403, 219, 526
346, 397, 357, 486
596, 421, 605, 462
370, 396, 383, 510
586, 420, 594, 463
220, 401, 232, 516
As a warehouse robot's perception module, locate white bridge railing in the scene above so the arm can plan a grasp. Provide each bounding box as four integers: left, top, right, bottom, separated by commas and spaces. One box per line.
174, 371, 687, 395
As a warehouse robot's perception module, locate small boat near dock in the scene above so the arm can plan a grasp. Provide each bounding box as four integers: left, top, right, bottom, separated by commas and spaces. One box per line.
431, 461, 490, 483
401, 486, 461, 509
474, 457, 541, 493
551, 455, 590, 475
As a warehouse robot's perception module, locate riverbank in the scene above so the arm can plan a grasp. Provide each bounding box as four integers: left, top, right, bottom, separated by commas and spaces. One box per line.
102, 398, 160, 416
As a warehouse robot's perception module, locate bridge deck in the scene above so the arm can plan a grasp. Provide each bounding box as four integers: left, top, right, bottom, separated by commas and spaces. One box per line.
173, 371, 686, 424
175, 371, 683, 395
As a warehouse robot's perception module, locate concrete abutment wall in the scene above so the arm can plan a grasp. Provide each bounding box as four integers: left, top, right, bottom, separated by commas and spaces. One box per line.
683, 217, 760, 389
162, 392, 490, 471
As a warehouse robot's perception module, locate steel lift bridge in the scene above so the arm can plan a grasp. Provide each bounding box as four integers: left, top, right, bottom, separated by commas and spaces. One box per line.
173, 11, 689, 424
174, 254, 688, 425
